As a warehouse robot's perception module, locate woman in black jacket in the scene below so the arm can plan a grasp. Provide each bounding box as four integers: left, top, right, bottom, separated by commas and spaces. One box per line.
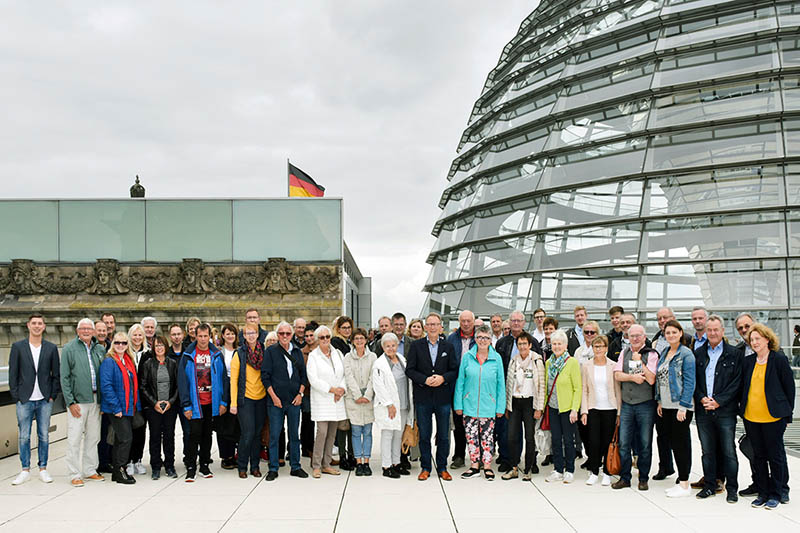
139, 335, 179, 480
741, 323, 795, 510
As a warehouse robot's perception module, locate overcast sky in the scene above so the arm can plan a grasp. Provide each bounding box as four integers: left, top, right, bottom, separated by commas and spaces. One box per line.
1, 1, 536, 322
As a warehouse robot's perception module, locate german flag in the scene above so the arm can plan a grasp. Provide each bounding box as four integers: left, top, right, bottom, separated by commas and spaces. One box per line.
288, 163, 325, 197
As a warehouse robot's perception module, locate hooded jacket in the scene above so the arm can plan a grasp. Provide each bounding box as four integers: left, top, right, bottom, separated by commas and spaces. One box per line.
177, 341, 229, 419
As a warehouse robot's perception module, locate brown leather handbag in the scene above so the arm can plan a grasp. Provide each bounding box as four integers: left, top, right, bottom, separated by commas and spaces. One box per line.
606, 421, 621, 475
401, 420, 419, 454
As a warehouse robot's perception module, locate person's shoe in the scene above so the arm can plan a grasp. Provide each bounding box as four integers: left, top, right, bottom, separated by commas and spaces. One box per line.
780, 494, 790, 504
752, 497, 768, 508
278, 459, 286, 467
165, 467, 178, 479
363, 464, 372, 476
400, 459, 411, 470
563, 472, 574, 484
530, 463, 539, 474
134, 461, 146, 475
250, 469, 262, 478
321, 467, 340, 476
484, 468, 495, 481
418, 470, 430, 481
97, 464, 113, 473
652, 469, 674, 481
580, 460, 589, 470
383, 467, 400, 479
601, 474, 612, 486
450, 457, 465, 469
522, 470, 532, 481
221, 458, 236, 470
439, 471, 453, 481
239, 471, 248, 479
765, 499, 779, 510
38, 470, 53, 484
462, 467, 481, 479
151, 469, 160, 480
185, 469, 196, 483
331, 458, 340, 466
302, 450, 312, 458
312, 469, 321, 478
266, 471, 278, 481
666, 485, 691, 498
696, 488, 715, 499
541, 455, 552, 466
199, 465, 213, 478
70, 478, 84, 487
502, 467, 519, 480
355, 464, 364, 476
395, 465, 410, 476
12, 471, 31, 485
126, 462, 134, 477
290, 468, 308, 479
497, 462, 511, 473
727, 492, 738, 504
612, 479, 630, 490
114, 467, 135, 485
739, 485, 759, 497
638, 481, 648, 491
586, 473, 598, 486
545, 471, 563, 483
86, 473, 105, 481
690, 476, 706, 489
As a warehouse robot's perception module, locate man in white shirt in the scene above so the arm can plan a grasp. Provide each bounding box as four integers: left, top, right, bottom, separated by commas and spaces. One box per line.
531, 308, 546, 345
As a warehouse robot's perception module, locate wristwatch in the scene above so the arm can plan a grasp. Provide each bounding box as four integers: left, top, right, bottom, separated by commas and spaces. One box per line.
299, 392, 304, 398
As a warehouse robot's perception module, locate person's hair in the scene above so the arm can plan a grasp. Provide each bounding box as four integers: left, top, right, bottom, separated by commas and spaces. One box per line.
141, 316, 157, 328
542, 317, 559, 329
127, 323, 146, 350
195, 323, 211, 335
795, 324, 800, 334
315, 325, 332, 340
550, 330, 568, 346
265, 331, 278, 344
186, 316, 201, 332
380, 332, 399, 348
663, 319, 684, 342
407, 318, 424, 336
592, 335, 609, 348
516, 331, 535, 346
532, 308, 545, 316
747, 323, 780, 352
106, 332, 129, 359
28, 313, 44, 322
77, 317, 94, 329
101, 312, 115, 321
293, 317, 306, 327
245, 307, 259, 316
706, 314, 724, 329
168, 323, 183, 334
304, 324, 316, 334
220, 323, 239, 349
94, 320, 105, 328
425, 312, 442, 323
583, 320, 599, 334
573, 306, 586, 314
475, 324, 491, 336
352, 327, 368, 341
391, 312, 406, 322
377, 315, 391, 325
735, 312, 755, 327
608, 305, 624, 315
334, 316, 354, 338
276, 321, 292, 333
490, 313, 503, 321
692, 306, 709, 318
621, 313, 636, 323
152, 335, 169, 351
243, 322, 259, 333
502, 320, 510, 328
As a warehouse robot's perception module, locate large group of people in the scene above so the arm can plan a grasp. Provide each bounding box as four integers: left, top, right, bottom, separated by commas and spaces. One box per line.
7, 305, 795, 510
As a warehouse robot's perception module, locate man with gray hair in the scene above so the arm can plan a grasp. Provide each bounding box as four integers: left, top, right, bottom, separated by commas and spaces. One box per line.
141, 316, 158, 348
690, 306, 709, 350
60, 318, 107, 486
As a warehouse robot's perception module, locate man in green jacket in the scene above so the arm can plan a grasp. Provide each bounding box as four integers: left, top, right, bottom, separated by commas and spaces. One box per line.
60, 318, 107, 487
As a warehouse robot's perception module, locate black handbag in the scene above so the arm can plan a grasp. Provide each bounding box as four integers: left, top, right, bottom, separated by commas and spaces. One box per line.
738, 433, 753, 462
132, 411, 146, 429
215, 411, 241, 441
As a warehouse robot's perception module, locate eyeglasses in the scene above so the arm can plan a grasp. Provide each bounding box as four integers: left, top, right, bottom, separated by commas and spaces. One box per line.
244, 331, 258, 336
318, 335, 331, 340
476, 336, 491, 341
340, 325, 352, 329
510, 319, 524, 323
113, 341, 128, 346
584, 330, 597, 335
533, 315, 545, 320
277, 331, 292, 336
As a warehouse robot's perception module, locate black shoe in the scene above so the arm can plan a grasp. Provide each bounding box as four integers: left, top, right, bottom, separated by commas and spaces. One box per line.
696, 488, 716, 499
363, 464, 372, 476
395, 464, 410, 476
727, 493, 738, 504
151, 469, 161, 480
739, 485, 758, 497
400, 459, 411, 470
165, 467, 178, 479
278, 459, 286, 467
341, 458, 355, 471
383, 467, 400, 479
781, 494, 790, 504
199, 465, 213, 478
221, 458, 236, 470
497, 463, 511, 473
98, 464, 114, 474
530, 463, 539, 474
185, 469, 196, 483
450, 457, 465, 469
355, 464, 364, 476
266, 471, 279, 481
290, 468, 308, 478
114, 467, 136, 485
579, 460, 589, 470
653, 470, 674, 481
541, 455, 552, 466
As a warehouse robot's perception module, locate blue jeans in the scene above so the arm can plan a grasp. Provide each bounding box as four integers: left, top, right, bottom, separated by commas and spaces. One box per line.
619, 400, 656, 483
16, 399, 53, 469
696, 411, 739, 493
351, 423, 373, 459
268, 403, 301, 472
416, 402, 450, 473
238, 397, 266, 472
549, 411, 576, 474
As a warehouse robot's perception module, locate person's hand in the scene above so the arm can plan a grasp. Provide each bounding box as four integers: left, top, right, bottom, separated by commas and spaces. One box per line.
273, 397, 283, 409
115, 412, 122, 418
505, 410, 510, 419
534, 409, 542, 420
631, 351, 642, 361
424, 376, 435, 386
220, 405, 227, 415
291, 394, 302, 406
163, 401, 171, 411
657, 404, 663, 417
388, 405, 397, 419
355, 397, 369, 404
68, 404, 81, 418
455, 409, 463, 416
630, 374, 645, 384
569, 410, 578, 424
496, 412, 504, 418
184, 410, 192, 420
230, 406, 238, 415
706, 398, 719, 410
581, 413, 587, 426
429, 375, 444, 387
677, 409, 686, 422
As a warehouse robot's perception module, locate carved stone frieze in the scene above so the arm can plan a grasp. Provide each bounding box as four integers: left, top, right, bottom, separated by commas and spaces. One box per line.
2, 257, 340, 296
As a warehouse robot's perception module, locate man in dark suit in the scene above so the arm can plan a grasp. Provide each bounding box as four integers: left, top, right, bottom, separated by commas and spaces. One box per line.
565, 306, 588, 356
406, 312, 458, 481
693, 315, 742, 503
9, 314, 61, 485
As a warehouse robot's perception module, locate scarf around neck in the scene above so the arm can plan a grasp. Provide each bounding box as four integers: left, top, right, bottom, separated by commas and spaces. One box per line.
246, 341, 264, 370
548, 352, 569, 382
113, 354, 138, 413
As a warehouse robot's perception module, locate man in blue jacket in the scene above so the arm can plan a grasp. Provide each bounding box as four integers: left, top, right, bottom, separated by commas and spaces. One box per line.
446, 310, 476, 469
178, 323, 229, 482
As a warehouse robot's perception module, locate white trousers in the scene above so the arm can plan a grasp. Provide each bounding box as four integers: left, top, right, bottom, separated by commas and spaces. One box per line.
380, 408, 408, 468
66, 400, 101, 479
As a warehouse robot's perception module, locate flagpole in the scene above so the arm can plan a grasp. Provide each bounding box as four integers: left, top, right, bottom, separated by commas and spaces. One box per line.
287, 158, 290, 197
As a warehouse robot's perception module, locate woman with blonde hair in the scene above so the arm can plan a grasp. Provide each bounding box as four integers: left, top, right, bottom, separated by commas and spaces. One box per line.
407, 319, 425, 341
126, 323, 149, 476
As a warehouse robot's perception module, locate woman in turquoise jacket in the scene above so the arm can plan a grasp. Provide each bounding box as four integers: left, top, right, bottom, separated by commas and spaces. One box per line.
454, 325, 506, 481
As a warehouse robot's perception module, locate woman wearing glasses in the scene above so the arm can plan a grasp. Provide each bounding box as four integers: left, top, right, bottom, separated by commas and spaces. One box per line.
454, 325, 506, 481
230, 323, 267, 478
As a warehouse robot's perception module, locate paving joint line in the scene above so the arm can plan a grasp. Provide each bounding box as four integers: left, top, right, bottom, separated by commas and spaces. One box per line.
217, 472, 266, 532
332, 468, 352, 533
435, 461, 459, 533
526, 477, 578, 533
103, 471, 181, 532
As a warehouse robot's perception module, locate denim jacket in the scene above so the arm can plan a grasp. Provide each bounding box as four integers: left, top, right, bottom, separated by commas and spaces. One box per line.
655, 344, 695, 409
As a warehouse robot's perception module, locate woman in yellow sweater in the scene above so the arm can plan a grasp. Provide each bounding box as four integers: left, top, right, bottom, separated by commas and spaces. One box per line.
230, 323, 267, 478
544, 330, 582, 484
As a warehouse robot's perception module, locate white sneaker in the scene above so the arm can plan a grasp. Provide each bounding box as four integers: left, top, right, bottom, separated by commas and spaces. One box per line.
39, 470, 53, 483
586, 473, 598, 485
545, 471, 563, 483
601, 474, 612, 486
126, 462, 134, 476
12, 471, 31, 485
134, 461, 146, 475
666, 485, 691, 498
563, 472, 574, 484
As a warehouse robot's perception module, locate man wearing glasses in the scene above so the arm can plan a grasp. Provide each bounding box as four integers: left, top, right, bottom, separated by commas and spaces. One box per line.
531, 309, 546, 345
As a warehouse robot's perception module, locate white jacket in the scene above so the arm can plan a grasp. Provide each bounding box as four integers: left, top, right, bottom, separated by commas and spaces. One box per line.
372, 354, 414, 431
307, 346, 347, 422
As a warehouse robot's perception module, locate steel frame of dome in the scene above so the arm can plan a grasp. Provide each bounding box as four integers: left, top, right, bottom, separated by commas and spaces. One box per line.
422, 0, 800, 340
